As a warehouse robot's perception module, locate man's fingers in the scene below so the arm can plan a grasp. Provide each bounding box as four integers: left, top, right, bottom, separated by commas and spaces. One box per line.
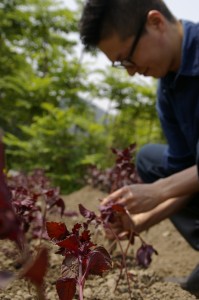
105, 228, 118, 240
105, 227, 128, 241
118, 231, 130, 240
101, 188, 125, 205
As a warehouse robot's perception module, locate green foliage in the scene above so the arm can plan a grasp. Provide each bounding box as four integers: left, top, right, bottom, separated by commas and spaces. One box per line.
96, 69, 164, 150
0, 0, 82, 134
4, 103, 112, 193
1, 0, 164, 193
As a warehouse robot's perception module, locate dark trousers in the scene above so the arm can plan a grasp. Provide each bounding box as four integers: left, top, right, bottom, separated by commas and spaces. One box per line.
136, 143, 199, 251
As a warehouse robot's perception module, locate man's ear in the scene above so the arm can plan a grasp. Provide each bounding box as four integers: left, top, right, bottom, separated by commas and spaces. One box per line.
146, 10, 166, 32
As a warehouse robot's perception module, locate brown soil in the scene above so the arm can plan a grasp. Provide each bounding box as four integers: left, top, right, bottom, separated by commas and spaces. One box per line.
0, 185, 199, 300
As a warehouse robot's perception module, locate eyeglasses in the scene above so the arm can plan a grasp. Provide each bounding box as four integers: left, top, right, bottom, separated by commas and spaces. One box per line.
112, 19, 146, 69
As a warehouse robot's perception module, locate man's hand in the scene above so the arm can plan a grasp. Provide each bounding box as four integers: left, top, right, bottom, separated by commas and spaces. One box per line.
105, 213, 134, 240
101, 183, 162, 214
104, 210, 154, 241
104, 194, 191, 241
102, 165, 199, 215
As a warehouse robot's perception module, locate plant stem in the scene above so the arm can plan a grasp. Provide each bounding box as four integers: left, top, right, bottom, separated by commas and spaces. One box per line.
124, 229, 133, 257
78, 256, 84, 300
107, 224, 133, 299
36, 286, 46, 300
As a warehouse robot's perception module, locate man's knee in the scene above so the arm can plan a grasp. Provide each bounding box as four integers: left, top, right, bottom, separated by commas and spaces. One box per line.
136, 143, 167, 183
170, 206, 199, 251
136, 145, 148, 182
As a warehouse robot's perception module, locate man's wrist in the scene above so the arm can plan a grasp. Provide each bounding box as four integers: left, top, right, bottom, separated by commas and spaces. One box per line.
152, 177, 172, 202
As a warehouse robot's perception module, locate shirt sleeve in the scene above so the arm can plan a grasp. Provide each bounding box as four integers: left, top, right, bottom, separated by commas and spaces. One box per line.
156, 82, 195, 172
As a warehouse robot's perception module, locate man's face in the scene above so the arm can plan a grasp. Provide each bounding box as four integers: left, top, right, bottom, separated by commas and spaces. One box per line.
98, 11, 180, 78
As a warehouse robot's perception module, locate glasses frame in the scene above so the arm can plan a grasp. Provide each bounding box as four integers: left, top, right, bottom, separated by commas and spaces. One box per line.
112, 18, 146, 69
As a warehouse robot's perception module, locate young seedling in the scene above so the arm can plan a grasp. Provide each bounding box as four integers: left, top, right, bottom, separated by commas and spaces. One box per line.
7, 169, 66, 241
79, 202, 158, 299
46, 221, 112, 300
87, 143, 141, 193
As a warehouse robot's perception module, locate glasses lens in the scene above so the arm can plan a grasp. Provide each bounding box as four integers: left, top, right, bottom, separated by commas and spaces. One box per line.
121, 60, 136, 68
112, 60, 136, 69
112, 61, 125, 68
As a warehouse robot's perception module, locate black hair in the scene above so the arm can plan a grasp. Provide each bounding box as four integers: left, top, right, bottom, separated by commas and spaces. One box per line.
79, 0, 176, 51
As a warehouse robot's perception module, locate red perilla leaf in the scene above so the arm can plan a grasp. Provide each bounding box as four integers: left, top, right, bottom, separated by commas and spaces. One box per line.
56, 277, 76, 300
44, 188, 65, 216
99, 203, 116, 224
84, 246, 112, 278
79, 204, 97, 221
57, 235, 79, 253
111, 204, 126, 213
49, 197, 65, 217
80, 229, 91, 242
21, 247, 49, 286
46, 219, 112, 299
0, 208, 21, 243
46, 221, 69, 241
72, 223, 81, 234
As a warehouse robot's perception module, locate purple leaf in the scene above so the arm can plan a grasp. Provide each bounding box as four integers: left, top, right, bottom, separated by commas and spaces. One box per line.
136, 244, 158, 268
79, 204, 97, 221
56, 235, 79, 253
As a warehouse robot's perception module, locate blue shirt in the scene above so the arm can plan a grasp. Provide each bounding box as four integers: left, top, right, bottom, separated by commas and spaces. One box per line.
156, 20, 199, 172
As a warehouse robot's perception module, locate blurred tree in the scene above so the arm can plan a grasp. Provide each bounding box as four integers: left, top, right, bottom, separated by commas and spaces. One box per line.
96, 69, 164, 150
0, 0, 89, 135
4, 102, 112, 192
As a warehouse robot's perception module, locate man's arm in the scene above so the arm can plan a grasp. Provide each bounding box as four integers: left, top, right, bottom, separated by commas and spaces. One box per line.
132, 195, 191, 233
154, 165, 199, 200
101, 165, 199, 214
105, 195, 191, 239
